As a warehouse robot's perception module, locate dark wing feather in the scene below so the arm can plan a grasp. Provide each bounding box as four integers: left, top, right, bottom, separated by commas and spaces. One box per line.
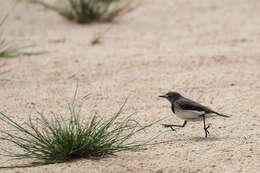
175, 98, 214, 113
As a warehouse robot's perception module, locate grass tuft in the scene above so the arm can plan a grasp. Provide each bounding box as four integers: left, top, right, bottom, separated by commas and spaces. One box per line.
0, 12, 44, 58
0, 39, 41, 58
0, 97, 160, 168
23, 0, 138, 23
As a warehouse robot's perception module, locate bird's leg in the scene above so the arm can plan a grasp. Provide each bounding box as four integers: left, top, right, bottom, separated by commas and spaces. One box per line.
203, 115, 210, 138
162, 121, 187, 131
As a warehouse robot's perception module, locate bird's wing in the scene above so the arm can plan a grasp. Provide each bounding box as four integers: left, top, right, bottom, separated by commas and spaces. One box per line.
175, 98, 213, 114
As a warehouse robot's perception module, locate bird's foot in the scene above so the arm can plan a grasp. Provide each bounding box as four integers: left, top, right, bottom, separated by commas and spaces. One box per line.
206, 123, 211, 130
204, 124, 211, 138
161, 124, 176, 131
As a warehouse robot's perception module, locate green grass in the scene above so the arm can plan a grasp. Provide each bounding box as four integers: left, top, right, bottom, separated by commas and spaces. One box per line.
24, 0, 137, 23
0, 96, 160, 168
0, 12, 16, 57
0, 39, 39, 58
0, 12, 43, 58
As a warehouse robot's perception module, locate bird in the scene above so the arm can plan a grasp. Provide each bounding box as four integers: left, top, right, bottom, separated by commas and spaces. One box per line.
159, 91, 230, 138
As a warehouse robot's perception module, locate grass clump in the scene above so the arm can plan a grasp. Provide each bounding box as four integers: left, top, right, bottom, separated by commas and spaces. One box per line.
24, 0, 137, 23
0, 98, 158, 167
0, 12, 43, 58
0, 38, 38, 58
0, 12, 17, 58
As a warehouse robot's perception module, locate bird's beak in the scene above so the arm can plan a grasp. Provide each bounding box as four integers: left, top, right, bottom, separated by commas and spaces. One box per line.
159, 95, 167, 98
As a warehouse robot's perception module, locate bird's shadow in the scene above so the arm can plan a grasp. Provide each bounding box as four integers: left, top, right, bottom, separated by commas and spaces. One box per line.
187, 136, 224, 142
165, 136, 230, 143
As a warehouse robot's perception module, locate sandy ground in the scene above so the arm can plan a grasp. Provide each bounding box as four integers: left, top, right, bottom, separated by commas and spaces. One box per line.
0, 0, 260, 172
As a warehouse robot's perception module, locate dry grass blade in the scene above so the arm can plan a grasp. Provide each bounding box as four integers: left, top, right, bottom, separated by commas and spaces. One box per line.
90, 25, 112, 45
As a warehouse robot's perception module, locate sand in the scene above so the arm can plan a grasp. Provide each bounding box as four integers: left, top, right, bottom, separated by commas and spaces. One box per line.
0, 0, 260, 172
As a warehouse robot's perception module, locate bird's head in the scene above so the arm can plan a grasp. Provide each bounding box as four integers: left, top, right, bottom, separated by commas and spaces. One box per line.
159, 92, 182, 103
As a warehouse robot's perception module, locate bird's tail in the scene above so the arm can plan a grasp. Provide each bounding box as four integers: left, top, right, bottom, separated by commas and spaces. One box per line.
214, 112, 231, 118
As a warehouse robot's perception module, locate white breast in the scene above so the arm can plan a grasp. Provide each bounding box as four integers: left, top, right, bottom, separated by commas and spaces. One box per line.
175, 109, 204, 121
175, 109, 217, 121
